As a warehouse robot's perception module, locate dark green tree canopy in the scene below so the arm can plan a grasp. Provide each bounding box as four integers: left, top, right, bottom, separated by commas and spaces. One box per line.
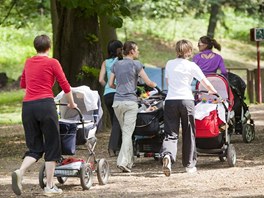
59, 0, 131, 28
0, 0, 50, 28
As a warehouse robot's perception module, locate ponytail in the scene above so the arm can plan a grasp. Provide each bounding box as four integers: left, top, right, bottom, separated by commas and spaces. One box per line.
211, 39, 221, 51
199, 36, 221, 51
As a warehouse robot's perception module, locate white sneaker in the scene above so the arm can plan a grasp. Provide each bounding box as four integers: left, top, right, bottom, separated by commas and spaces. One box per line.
162, 155, 171, 177
185, 167, 197, 173
44, 185, 63, 196
117, 165, 131, 173
11, 169, 22, 195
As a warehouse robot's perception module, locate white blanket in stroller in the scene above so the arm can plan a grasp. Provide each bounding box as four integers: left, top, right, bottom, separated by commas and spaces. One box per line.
195, 102, 229, 123
55, 86, 99, 111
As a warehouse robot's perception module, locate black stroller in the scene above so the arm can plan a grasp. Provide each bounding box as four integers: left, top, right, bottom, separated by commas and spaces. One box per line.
38, 86, 110, 190
228, 72, 255, 143
133, 91, 165, 161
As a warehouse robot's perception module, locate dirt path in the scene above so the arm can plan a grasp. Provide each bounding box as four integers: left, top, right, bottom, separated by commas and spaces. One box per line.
0, 105, 264, 197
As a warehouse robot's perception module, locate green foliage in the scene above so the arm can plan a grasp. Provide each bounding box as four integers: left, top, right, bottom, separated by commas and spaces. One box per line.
59, 0, 130, 28
85, 33, 99, 44
222, 9, 263, 41
77, 65, 100, 82
0, 17, 52, 80
108, 16, 123, 28
128, 0, 185, 19
120, 16, 208, 42
0, 0, 50, 28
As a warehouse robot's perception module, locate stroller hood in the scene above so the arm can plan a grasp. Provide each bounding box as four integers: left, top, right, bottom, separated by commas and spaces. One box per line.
55, 85, 103, 125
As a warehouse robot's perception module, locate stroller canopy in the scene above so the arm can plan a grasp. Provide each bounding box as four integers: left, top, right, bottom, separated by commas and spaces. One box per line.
55, 86, 103, 125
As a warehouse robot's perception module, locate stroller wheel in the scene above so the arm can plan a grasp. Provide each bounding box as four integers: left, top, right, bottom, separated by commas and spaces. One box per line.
38, 163, 46, 189
154, 156, 160, 161
97, 158, 110, 185
57, 176, 68, 184
227, 144, 236, 167
80, 163, 93, 190
242, 123, 255, 143
219, 156, 226, 162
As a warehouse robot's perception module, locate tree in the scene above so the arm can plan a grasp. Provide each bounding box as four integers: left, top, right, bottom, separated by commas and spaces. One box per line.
99, 15, 118, 59
0, 0, 50, 28
207, 1, 223, 38
51, 0, 130, 89
186, 0, 264, 38
50, 0, 130, 130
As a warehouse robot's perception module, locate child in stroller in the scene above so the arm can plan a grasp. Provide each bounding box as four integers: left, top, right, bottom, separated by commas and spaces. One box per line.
227, 72, 255, 143
194, 74, 237, 167
38, 86, 110, 190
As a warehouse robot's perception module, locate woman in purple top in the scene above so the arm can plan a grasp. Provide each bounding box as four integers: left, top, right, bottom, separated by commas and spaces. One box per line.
193, 36, 227, 77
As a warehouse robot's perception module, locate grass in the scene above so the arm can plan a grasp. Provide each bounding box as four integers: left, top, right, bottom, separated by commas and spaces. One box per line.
0, 90, 23, 125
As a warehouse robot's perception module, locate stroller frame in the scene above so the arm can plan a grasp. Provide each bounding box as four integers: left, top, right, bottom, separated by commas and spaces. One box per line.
228, 72, 255, 143
133, 94, 165, 161
38, 86, 109, 190
194, 74, 236, 167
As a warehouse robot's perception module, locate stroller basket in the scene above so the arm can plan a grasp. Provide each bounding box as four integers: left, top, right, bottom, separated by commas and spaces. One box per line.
134, 102, 163, 136
54, 161, 82, 176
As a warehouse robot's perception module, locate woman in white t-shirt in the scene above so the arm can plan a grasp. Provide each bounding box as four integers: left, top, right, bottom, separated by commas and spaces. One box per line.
160, 40, 217, 176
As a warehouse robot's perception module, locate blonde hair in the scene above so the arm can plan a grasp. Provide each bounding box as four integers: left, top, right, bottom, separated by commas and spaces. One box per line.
175, 39, 193, 59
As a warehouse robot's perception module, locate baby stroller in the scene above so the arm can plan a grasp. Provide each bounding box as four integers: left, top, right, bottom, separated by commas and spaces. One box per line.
38, 86, 110, 190
133, 90, 165, 161
228, 72, 255, 143
194, 74, 236, 167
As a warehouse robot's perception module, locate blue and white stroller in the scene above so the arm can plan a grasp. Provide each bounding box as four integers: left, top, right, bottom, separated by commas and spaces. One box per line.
38, 86, 109, 190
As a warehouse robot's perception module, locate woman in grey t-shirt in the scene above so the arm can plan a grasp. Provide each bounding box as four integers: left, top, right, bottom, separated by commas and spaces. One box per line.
109, 41, 156, 172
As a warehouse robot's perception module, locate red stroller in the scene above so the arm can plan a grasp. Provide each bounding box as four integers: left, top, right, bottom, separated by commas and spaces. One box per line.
194, 74, 236, 167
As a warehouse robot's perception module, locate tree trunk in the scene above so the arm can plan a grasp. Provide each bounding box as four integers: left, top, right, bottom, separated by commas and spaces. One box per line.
51, 1, 107, 130
98, 16, 118, 129
207, 3, 221, 38
99, 15, 118, 59
53, 2, 103, 89
50, 0, 58, 50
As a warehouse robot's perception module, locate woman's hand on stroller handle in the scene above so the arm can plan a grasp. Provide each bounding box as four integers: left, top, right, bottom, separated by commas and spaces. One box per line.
56, 103, 84, 122
57, 103, 79, 111
154, 86, 161, 94
68, 102, 78, 109
154, 86, 167, 97
208, 90, 219, 97
193, 90, 220, 98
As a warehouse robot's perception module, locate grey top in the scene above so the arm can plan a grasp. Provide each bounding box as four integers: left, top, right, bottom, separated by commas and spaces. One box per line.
111, 58, 143, 102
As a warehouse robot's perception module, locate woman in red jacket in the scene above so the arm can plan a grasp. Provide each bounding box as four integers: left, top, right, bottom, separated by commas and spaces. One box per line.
11, 35, 77, 196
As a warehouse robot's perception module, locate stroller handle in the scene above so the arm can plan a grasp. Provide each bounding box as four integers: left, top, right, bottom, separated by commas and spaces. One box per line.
56, 103, 84, 123
193, 90, 229, 111
193, 90, 220, 98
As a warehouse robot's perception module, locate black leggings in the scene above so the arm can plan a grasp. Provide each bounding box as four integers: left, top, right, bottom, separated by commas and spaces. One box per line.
22, 98, 61, 162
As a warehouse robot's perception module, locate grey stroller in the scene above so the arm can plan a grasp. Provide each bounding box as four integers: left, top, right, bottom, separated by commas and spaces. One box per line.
38, 86, 109, 190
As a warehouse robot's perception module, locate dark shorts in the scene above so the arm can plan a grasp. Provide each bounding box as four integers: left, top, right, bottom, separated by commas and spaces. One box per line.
22, 98, 61, 161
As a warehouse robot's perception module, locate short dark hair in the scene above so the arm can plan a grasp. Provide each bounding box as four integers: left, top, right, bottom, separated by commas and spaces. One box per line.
33, 34, 51, 53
